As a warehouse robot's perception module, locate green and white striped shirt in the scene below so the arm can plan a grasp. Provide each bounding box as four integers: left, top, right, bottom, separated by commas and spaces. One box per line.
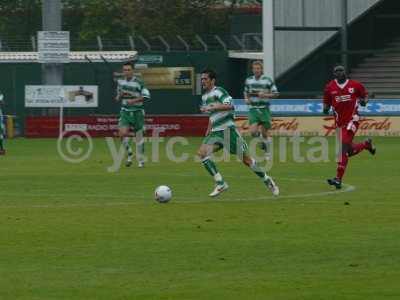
202, 86, 235, 132
117, 77, 150, 112
244, 75, 278, 109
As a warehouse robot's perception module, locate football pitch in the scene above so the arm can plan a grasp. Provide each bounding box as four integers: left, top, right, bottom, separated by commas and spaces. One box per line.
0, 137, 399, 300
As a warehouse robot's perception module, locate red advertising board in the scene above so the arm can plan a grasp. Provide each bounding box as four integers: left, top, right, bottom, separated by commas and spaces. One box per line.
26, 115, 400, 138
25, 115, 209, 138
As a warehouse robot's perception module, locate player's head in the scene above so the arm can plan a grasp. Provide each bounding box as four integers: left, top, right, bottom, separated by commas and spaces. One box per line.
252, 60, 263, 78
122, 62, 134, 78
201, 68, 216, 91
333, 65, 346, 82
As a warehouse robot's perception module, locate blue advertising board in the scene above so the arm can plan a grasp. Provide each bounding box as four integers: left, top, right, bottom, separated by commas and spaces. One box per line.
233, 99, 400, 116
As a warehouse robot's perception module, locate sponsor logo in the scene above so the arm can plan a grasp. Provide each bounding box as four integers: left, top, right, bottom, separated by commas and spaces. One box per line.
272, 118, 299, 131
322, 117, 392, 136
235, 118, 299, 133
65, 124, 88, 131
359, 117, 391, 131
335, 95, 352, 102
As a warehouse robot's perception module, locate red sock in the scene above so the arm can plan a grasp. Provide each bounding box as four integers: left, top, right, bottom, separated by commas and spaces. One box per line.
350, 142, 368, 157
336, 153, 349, 181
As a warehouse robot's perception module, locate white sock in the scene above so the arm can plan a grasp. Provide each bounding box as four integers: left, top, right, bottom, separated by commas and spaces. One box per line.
263, 174, 271, 182
262, 136, 272, 145
214, 173, 223, 183
136, 139, 145, 163
262, 137, 272, 153
123, 137, 132, 151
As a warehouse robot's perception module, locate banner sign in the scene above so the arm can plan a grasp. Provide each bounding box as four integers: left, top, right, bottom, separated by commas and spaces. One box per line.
25, 115, 400, 138
25, 115, 208, 138
236, 116, 400, 137
114, 67, 194, 90
139, 67, 194, 90
137, 55, 163, 64
38, 31, 70, 63
233, 99, 400, 116
25, 85, 98, 108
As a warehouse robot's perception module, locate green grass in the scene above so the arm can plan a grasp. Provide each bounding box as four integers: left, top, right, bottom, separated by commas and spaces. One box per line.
0, 137, 399, 300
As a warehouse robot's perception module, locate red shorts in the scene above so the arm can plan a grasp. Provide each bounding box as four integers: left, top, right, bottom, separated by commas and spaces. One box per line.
337, 121, 360, 144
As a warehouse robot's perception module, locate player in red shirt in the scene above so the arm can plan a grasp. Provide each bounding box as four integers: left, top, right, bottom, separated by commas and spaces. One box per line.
323, 65, 376, 189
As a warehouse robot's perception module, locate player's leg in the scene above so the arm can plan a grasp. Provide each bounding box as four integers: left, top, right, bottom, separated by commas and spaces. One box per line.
134, 130, 145, 167
346, 121, 376, 157
118, 111, 134, 167
259, 107, 273, 158
349, 138, 376, 157
260, 126, 272, 160
0, 115, 5, 155
328, 122, 376, 189
231, 127, 279, 196
249, 124, 260, 138
242, 154, 279, 196
133, 111, 145, 167
328, 126, 353, 189
120, 126, 133, 166
248, 108, 260, 138
198, 131, 228, 197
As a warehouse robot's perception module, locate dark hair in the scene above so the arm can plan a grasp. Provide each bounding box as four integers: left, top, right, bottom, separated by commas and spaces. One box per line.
123, 61, 134, 68
202, 68, 217, 80
333, 64, 345, 72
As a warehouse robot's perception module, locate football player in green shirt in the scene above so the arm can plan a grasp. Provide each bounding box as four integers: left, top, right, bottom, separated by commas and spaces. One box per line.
198, 69, 279, 197
115, 62, 150, 167
244, 61, 279, 160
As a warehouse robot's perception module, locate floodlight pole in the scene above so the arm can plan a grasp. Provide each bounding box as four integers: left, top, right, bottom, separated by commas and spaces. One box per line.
42, 0, 63, 85
341, 0, 348, 70
263, 0, 275, 79
42, 0, 64, 128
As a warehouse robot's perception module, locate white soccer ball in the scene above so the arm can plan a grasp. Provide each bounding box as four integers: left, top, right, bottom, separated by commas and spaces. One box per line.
155, 185, 172, 203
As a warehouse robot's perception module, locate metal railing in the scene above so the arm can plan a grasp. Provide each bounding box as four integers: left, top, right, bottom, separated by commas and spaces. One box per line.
0, 33, 263, 52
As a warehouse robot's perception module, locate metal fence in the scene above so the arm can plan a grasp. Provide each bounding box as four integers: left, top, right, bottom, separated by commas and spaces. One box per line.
0, 33, 263, 52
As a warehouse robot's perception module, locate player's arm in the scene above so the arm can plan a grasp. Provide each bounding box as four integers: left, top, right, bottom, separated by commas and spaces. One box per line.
244, 93, 251, 104
115, 84, 122, 102
259, 83, 280, 99
200, 103, 232, 112
323, 101, 330, 114
259, 91, 280, 98
126, 97, 144, 105
205, 121, 211, 136
323, 85, 331, 114
126, 84, 151, 105
357, 82, 369, 107
202, 95, 234, 112
207, 103, 234, 112
243, 80, 251, 104
359, 95, 369, 107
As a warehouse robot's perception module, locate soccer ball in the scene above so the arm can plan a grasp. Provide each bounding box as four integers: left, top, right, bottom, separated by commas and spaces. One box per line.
154, 185, 172, 203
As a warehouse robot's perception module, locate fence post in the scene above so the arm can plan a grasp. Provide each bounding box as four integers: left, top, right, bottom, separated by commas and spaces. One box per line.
138, 36, 151, 51
177, 35, 190, 51
96, 35, 103, 51
128, 35, 135, 50
31, 36, 37, 51
195, 35, 208, 52
157, 35, 170, 52
214, 35, 227, 51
